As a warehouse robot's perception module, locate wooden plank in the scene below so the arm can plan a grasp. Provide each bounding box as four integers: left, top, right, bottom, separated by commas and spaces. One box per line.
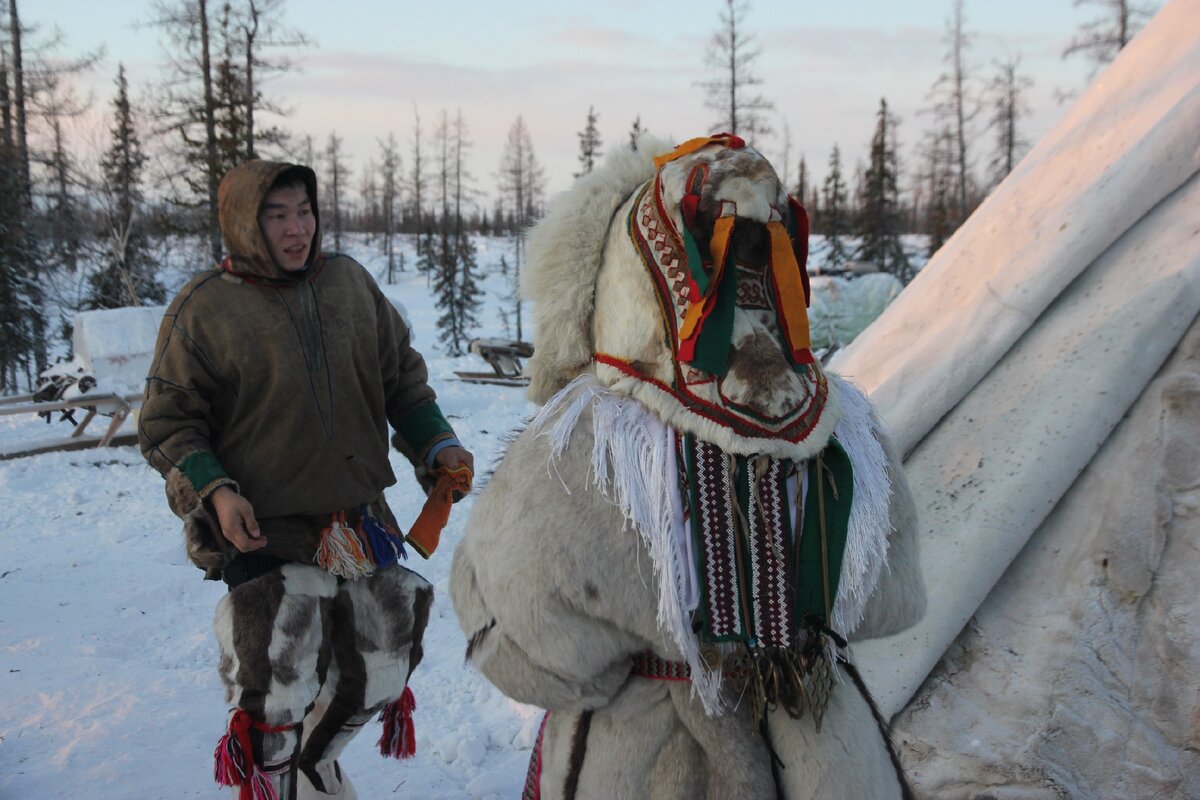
453, 371, 530, 387
0, 432, 139, 462
0, 392, 140, 419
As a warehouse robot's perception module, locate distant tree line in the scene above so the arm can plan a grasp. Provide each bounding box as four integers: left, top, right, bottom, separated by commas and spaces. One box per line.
0, 0, 1158, 391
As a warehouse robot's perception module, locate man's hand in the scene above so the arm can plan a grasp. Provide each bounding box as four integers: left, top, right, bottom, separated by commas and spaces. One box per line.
210, 485, 266, 553
435, 445, 474, 475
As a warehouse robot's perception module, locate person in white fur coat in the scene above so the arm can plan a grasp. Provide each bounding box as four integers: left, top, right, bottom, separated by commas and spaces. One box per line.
451, 134, 927, 799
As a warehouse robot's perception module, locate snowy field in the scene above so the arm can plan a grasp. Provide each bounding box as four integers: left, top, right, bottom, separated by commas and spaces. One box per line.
0, 232, 916, 798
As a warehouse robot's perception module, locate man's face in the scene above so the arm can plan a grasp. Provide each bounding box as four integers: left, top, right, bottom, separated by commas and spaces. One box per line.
258, 184, 316, 272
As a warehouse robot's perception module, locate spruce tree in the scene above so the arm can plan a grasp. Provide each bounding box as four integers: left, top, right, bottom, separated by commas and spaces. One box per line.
794, 155, 808, 204
819, 145, 850, 272
89, 64, 165, 309
0, 55, 34, 390
497, 116, 544, 341
629, 115, 645, 150
575, 106, 602, 178
986, 55, 1031, 186
856, 99, 913, 283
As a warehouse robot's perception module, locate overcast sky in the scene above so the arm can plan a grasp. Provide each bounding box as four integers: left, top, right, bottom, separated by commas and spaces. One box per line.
35, 0, 1147, 204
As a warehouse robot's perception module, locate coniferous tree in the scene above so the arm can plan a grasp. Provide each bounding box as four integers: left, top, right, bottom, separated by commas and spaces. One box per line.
628, 114, 645, 150
497, 115, 544, 341
0, 51, 35, 390
575, 106, 602, 178
150, 0, 307, 263
856, 99, 913, 283
89, 64, 165, 309
435, 110, 482, 355
926, 0, 976, 224
794, 155, 808, 204
699, 0, 773, 140
986, 55, 1032, 185
819, 145, 850, 272
921, 126, 957, 256
1064, 0, 1156, 72
409, 103, 426, 252
378, 133, 402, 281
322, 130, 347, 251
452, 111, 482, 345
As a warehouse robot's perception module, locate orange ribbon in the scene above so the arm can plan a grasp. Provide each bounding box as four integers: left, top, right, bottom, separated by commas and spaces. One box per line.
767, 220, 813, 362
678, 215, 736, 349
653, 133, 746, 169
405, 464, 473, 559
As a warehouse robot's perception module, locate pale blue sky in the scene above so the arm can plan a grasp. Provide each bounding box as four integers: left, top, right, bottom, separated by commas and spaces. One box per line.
37, 0, 1133, 200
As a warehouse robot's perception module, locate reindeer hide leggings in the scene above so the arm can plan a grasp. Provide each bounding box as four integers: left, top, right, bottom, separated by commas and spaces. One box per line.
213, 561, 432, 797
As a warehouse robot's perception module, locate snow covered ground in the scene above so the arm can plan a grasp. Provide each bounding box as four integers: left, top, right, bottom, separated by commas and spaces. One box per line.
0, 231, 915, 798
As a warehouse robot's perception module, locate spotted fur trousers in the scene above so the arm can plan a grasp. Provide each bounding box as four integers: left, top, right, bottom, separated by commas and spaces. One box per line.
213, 562, 432, 798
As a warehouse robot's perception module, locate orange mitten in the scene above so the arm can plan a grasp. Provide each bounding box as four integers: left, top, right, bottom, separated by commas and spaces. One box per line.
405, 464, 473, 559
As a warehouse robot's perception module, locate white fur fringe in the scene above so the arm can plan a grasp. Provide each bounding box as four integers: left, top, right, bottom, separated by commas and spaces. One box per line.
528, 373, 895, 716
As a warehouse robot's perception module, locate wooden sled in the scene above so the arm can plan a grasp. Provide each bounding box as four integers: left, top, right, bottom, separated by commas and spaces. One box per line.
0, 391, 141, 461
453, 338, 533, 387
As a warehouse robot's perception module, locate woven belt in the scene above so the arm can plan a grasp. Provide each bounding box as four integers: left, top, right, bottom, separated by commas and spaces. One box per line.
630, 650, 692, 681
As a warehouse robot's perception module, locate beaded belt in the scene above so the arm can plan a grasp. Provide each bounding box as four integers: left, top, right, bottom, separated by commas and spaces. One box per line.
630, 650, 692, 681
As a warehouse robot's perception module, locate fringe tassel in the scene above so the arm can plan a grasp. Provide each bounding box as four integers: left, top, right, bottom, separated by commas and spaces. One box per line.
377, 686, 417, 759
359, 507, 407, 568
828, 376, 893, 639
530, 375, 724, 715
214, 723, 248, 787
247, 767, 281, 800
214, 709, 291, 800
316, 512, 375, 578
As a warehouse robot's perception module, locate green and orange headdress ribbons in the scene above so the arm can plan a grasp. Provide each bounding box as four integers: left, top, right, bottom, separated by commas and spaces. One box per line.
652, 134, 815, 378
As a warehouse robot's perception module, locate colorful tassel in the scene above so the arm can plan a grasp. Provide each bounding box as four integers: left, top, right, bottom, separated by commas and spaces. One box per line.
214, 709, 293, 800
316, 511, 375, 578
358, 507, 407, 568
405, 465, 473, 559
377, 686, 417, 759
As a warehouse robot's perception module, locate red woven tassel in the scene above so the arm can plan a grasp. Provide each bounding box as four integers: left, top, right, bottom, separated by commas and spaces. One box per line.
214, 709, 292, 800
247, 767, 280, 800
377, 686, 417, 759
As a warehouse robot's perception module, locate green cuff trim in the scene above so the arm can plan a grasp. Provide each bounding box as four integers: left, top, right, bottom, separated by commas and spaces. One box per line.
180, 451, 229, 496
397, 402, 454, 453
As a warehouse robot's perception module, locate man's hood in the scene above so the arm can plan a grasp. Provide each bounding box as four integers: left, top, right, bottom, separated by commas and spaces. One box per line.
217, 160, 322, 280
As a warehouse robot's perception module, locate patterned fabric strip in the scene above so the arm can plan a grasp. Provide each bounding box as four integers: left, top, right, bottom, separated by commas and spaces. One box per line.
688, 435, 800, 649
630, 650, 692, 681
687, 435, 744, 641
744, 456, 795, 648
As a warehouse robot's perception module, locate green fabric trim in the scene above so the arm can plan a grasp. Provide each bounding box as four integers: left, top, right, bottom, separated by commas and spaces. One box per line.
396, 402, 454, 452
689, 247, 739, 377
681, 223, 710, 296
180, 451, 229, 495
795, 437, 854, 626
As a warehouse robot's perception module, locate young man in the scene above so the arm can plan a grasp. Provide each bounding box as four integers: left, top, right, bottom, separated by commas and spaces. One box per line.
140, 160, 471, 799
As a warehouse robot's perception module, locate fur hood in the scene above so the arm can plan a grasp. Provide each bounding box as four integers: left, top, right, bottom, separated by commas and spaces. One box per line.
217, 159, 321, 280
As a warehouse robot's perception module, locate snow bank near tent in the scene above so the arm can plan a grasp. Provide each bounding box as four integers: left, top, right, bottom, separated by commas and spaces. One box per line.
809, 273, 902, 351
72, 305, 166, 395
